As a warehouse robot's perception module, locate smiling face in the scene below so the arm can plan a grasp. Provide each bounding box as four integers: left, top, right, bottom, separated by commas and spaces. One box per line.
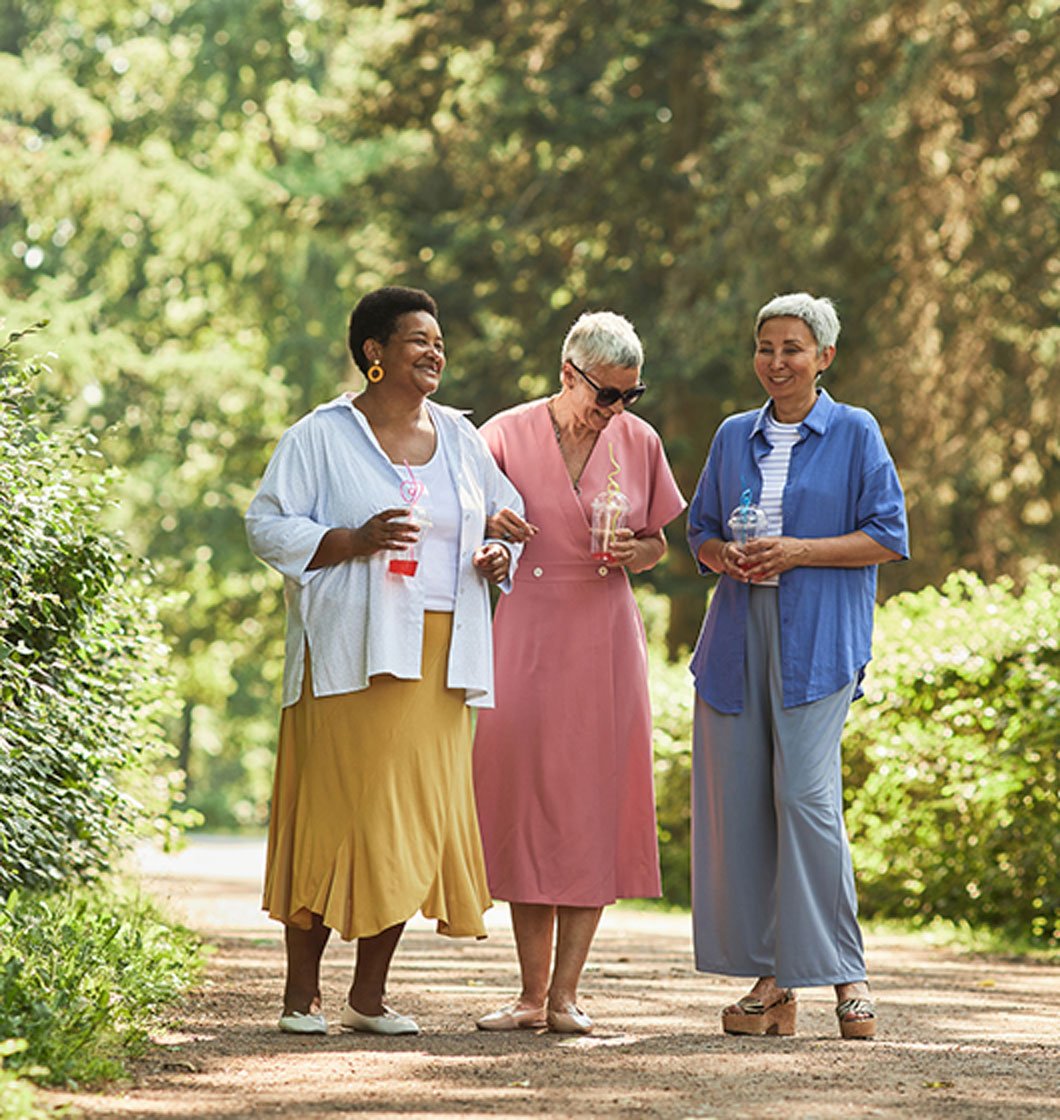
753, 315, 835, 423
367, 311, 446, 398
562, 359, 642, 432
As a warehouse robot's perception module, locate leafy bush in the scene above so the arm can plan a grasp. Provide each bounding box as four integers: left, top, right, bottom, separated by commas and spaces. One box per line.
650, 570, 1058, 945
0, 1041, 50, 1120
650, 645, 694, 909
0, 329, 176, 893
843, 567, 1058, 945
0, 884, 202, 1088
0, 336, 204, 1104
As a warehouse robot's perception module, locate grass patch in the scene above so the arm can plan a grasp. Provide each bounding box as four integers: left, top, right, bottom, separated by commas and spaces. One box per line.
861, 915, 1060, 964
0, 882, 202, 1089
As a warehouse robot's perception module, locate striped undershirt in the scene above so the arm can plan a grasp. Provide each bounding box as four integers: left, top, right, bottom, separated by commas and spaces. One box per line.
756, 411, 802, 586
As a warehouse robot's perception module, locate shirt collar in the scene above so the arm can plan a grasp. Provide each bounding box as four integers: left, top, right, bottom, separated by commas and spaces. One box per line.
319, 392, 472, 419
750, 387, 836, 439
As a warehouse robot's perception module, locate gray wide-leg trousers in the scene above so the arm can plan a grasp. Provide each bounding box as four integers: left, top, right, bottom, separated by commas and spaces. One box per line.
691, 586, 867, 988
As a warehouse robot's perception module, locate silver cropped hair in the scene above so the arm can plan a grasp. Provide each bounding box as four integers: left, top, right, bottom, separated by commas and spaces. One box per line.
561, 310, 644, 372
755, 293, 841, 351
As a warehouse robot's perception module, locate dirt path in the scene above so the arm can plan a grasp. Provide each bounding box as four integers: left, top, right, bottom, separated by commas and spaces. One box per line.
48, 837, 1059, 1120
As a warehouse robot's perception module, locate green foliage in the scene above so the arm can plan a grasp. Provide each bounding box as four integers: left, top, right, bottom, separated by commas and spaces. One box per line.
651, 645, 694, 908
0, 883, 202, 1088
650, 570, 1059, 945
844, 567, 1059, 945
1, 0, 1055, 829
0, 1041, 51, 1120
649, 654, 699, 909
641, 585, 696, 908
0, 330, 176, 893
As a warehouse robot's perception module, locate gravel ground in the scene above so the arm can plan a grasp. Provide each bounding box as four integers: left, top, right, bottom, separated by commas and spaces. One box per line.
45, 837, 1060, 1120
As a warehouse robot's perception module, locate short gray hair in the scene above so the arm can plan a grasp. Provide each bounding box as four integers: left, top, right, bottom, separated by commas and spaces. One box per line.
755, 292, 841, 351
561, 310, 644, 372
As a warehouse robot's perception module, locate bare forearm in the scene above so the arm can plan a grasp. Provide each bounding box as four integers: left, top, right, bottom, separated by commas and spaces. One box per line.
701, 529, 900, 583
629, 530, 667, 574
307, 509, 420, 570
777, 531, 901, 568
307, 528, 360, 569
696, 538, 727, 574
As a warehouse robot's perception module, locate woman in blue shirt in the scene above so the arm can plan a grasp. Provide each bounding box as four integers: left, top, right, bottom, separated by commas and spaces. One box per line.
687, 293, 908, 1040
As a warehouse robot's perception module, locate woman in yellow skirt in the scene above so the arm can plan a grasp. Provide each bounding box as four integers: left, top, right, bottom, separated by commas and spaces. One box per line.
246, 286, 524, 1036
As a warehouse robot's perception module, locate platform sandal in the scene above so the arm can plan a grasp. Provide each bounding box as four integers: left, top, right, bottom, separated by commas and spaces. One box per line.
721, 988, 797, 1036
836, 996, 876, 1040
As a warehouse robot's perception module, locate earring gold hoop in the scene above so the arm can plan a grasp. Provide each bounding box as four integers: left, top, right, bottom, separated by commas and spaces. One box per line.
366, 362, 385, 383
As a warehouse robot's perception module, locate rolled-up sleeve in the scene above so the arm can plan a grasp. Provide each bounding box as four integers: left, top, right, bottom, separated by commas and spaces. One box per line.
687, 437, 725, 573
856, 428, 909, 560
245, 427, 330, 584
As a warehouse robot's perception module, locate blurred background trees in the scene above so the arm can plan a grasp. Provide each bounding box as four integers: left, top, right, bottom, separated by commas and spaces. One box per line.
1, 0, 1056, 935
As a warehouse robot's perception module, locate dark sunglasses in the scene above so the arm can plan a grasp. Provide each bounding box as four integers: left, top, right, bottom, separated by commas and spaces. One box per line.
568, 358, 646, 408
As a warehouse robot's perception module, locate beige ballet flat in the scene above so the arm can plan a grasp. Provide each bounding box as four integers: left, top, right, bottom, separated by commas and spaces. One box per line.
278, 1009, 327, 1034
476, 1004, 547, 1031
547, 1004, 593, 1034
340, 1003, 419, 1035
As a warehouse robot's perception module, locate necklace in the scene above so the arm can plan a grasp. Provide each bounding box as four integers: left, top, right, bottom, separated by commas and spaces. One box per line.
546, 398, 597, 493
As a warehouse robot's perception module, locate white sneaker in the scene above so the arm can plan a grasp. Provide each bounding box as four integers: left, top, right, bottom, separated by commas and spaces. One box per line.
340, 1003, 420, 1035
278, 1009, 328, 1034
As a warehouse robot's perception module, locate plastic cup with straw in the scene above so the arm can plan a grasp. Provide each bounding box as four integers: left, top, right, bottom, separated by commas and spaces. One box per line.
727, 488, 768, 546
590, 443, 632, 562
388, 460, 431, 577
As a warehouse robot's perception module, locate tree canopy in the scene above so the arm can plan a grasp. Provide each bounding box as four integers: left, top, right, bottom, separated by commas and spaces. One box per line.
1, 0, 1056, 825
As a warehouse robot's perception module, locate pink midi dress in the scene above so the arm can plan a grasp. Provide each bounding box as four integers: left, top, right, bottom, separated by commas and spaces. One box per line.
472, 400, 686, 907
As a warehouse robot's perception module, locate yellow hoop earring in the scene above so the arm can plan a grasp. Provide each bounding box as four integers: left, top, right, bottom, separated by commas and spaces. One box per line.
366, 363, 384, 383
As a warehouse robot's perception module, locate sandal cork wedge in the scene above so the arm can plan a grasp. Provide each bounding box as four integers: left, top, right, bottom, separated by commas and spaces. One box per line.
836, 996, 876, 1040
722, 988, 797, 1036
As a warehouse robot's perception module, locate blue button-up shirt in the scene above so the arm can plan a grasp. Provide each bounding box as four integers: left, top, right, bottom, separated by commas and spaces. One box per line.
687, 389, 909, 712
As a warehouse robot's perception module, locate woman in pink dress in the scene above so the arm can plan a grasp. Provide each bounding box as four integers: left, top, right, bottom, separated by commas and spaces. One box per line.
472, 311, 685, 1034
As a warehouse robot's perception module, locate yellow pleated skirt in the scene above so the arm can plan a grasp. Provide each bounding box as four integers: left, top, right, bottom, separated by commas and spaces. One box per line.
262, 612, 491, 941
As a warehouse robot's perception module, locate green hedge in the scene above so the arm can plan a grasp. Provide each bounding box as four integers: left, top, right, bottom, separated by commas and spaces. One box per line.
843, 567, 1058, 943
650, 643, 694, 910
0, 329, 175, 893
650, 568, 1059, 945
0, 333, 202, 1104
0, 885, 201, 1088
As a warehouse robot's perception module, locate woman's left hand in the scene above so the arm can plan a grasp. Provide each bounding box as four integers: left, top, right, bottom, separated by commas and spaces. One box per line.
486, 508, 538, 543
472, 542, 512, 585
604, 527, 667, 573
605, 527, 639, 568
739, 536, 807, 582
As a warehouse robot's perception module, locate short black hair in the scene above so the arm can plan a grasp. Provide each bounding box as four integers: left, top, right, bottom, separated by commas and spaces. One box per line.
347, 286, 439, 373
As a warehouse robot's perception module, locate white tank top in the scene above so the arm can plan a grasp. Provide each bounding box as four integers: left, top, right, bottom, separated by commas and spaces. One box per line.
404, 445, 461, 610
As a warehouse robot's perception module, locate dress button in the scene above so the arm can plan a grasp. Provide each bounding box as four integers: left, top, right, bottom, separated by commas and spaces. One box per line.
597, 566, 609, 577
533, 567, 543, 577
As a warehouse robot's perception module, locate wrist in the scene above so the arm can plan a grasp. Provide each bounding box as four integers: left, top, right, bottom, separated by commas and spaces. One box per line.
631, 537, 660, 573
346, 525, 366, 559
709, 540, 728, 572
